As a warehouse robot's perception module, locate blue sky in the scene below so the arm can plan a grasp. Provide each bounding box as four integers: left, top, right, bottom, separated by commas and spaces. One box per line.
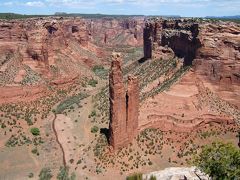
0, 0, 239, 17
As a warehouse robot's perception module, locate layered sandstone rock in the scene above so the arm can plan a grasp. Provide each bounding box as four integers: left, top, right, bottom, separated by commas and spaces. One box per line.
0, 17, 90, 83
88, 17, 144, 46
109, 53, 128, 149
143, 19, 201, 65
127, 75, 139, 141
109, 53, 139, 149
143, 18, 240, 107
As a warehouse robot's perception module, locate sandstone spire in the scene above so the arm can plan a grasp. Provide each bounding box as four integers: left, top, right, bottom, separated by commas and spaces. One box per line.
109, 53, 139, 150
109, 53, 128, 149
126, 75, 139, 141
143, 22, 153, 59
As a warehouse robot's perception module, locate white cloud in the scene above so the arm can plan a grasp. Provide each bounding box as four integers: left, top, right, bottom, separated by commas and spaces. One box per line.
25, 1, 45, 7
45, 0, 96, 7
3, 2, 14, 6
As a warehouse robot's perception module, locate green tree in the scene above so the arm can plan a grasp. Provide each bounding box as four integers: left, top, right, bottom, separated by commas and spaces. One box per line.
193, 141, 240, 180
39, 167, 52, 180
30, 127, 40, 136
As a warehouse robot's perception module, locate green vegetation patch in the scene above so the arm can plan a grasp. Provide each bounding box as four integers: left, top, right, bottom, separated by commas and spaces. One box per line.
88, 79, 98, 87
192, 141, 240, 179
57, 166, 76, 180
88, 110, 97, 118
126, 173, 142, 180
91, 126, 99, 133
55, 93, 88, 114
30, 127, 40, 136
39, 167, 53, 180
92, 65, 109, 79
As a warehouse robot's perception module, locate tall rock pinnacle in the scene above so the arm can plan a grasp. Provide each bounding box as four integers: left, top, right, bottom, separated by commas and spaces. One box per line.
109, 53, 139, 150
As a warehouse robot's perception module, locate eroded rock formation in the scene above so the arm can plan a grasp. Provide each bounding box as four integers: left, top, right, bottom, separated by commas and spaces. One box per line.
143, 19, 201, 65
109, 53, 139, 149
0, 17, 90, 83
143, 19, 240, 107
109, 53, 128, 148
88, 17, 144, 46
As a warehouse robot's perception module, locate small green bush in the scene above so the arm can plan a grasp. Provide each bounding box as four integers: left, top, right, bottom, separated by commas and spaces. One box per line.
91, 126, 99, 133
28, 172, 34, 178
31, 148, 38, 154
126, 173, 142, 180
88, 79, 98, 87
149, 175, 156, 180
88, 110, 97, 118
39, 167, 52, 180
30, 128, 40, 136
57, 166, 76, 180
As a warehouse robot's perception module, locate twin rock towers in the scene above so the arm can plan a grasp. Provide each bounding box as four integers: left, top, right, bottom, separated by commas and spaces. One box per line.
109, 52, 139, 150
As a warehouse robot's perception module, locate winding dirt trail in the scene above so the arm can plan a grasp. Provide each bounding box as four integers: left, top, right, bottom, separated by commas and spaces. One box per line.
51, 82, 107, 168
52, 113, 67, 167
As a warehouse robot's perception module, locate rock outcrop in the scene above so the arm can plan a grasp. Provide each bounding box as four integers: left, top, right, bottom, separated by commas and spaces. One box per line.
143, 167, 210, 180
109, 53, 139, 149
143, 19, 201, 65
0, 17, 90, 84
143, 19, 240, 107
143, 22, 153, 59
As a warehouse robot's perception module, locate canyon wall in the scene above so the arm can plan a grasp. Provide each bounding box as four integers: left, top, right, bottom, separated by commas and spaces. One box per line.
143, 19, 201, 65
143, 19, 240, 107
109, 53, 139, 149
0, 17, 90, 84
88, 17, 144, 46
0, 16, 143, 88
0, 16, 144, 103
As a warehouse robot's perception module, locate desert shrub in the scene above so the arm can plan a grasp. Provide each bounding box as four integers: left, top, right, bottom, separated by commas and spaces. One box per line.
30, 128, 40, 136
39, 167, 52, 180
126, 173, 142, 180
88, 110, 97, 118
28, 172, 34, 178
149, 175, 157, 180
192, 141, 240, 179
31, 148, 38, 154
57, 166, 76, 180
1, 123, 6, 128
91, 126, 99, 133
88, 79, 98, 87
77, 159, 82, 164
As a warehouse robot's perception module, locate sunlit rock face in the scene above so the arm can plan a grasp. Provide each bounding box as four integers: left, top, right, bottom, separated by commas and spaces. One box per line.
109, 53, 139, 150
143, 19, 240, 107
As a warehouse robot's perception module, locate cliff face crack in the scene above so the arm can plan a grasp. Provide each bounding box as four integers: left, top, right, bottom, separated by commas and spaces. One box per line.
109, 52, 139, 150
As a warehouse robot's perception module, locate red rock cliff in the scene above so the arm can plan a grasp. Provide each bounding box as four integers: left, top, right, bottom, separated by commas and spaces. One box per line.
143, 18, 240, 107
